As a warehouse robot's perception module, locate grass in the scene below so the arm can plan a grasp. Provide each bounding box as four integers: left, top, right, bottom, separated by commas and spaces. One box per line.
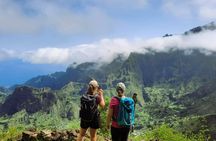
130, 124, 208, 141
0, 126, 24, 141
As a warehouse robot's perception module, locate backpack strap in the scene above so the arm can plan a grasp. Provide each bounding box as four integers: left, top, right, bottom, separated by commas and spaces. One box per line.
114, 96, 120, 101
112, 96, 121, 121
84, 93, 99, 101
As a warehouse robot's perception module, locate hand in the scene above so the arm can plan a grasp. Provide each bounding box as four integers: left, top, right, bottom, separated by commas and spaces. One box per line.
98, 88, 103, 96
131, 125, 134, 132
106, 124, 110, 131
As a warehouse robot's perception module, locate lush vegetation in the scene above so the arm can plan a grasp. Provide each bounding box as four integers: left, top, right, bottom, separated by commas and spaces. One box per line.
130, 124, 208, 141
0, 49, 216, 140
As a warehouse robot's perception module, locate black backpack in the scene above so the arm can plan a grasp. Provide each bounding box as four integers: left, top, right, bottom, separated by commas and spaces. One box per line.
79, 94, 98, 122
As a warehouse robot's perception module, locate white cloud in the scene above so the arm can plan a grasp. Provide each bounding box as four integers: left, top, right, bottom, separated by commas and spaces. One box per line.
0, 0, 110, 34
20, 48, 70, 64
19, 30, 216, 65
145, 31, 216, 51
20, 38, 146, 65
0, 1, 40, 33
162, 0, 216, 20
92, 0, 148, 9
0, 0, 148, 34
162, 0, 192, 17
0, 49, 14, 61
27, 0, 113, 34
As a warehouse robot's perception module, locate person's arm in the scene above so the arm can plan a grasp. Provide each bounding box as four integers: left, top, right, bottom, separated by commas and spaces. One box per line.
106, 107, 113, 130
98, 89, 105, 108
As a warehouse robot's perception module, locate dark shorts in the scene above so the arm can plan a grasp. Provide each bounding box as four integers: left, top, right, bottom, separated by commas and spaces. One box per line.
80, 112, 101, 129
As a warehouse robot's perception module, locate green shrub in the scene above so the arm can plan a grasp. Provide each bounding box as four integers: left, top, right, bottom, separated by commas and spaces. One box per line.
65, 119, 80, 130
130, 124, 207, 141
98, 96, 111, 138
0, 126, 24, 141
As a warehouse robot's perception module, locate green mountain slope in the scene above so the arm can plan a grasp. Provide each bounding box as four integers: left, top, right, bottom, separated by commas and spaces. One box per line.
22, 49, 216, 117
25, 49, 216, 88
1, 22, 216, 140
25, 57, 125, 90
123, 50, 216, 86
1, 49, 216, 140
0, 86, 56, 116
178, 80, 216, 116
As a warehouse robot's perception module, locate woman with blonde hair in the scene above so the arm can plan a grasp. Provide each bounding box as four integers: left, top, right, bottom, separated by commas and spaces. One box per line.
77, 80, 105, 141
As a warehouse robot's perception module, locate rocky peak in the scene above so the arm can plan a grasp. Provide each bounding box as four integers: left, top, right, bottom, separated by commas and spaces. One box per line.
0, 86, 56, 116
184, 21, 216, 35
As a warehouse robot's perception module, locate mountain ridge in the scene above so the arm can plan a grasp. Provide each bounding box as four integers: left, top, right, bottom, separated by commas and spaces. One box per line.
1, 22, 216, 140
184, 21, 216, 35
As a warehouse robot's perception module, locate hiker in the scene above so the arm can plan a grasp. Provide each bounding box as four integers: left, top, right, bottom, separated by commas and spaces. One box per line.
132, 93, 138, 108
131, 93, 138, 132
77, 80, 105, 141
106, 82, 135, 141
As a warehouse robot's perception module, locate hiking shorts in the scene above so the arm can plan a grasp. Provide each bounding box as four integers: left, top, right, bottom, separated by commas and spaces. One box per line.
80, 112, 101, 129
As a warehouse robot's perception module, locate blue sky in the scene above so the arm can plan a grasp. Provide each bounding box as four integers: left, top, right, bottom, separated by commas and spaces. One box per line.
0, 0, 216, 87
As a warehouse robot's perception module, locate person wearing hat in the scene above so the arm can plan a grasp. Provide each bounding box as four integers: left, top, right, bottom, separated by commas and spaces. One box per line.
77, 80, 105, 141
106, 82, 130, 141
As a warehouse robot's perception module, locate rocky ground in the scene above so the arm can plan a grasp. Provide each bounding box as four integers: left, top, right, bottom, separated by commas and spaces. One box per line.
18, 129, 110, 141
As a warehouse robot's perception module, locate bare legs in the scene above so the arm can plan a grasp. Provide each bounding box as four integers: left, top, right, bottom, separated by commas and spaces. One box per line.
89, 128, 97, 141
77, 128, 97, 141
